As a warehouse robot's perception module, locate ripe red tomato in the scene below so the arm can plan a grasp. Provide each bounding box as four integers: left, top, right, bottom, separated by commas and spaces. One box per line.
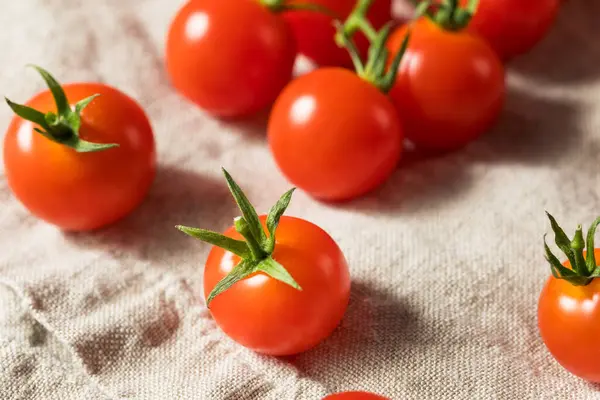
166, 0, 296, 118
465, 0, 560, 60
4, 81, 156, 231
268, 68, 402, 201
283, 0, 391, 67
387, 18, 505, 151
323, 392, 389, 399
204, 215, 350, 356
538, 248, 600, 382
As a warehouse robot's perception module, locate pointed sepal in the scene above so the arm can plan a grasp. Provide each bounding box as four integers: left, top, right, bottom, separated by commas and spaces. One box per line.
5, 66, 118, 153
544, 213, 600, 287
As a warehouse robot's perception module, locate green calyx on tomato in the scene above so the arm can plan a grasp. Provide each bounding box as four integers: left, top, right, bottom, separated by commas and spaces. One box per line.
335, 0, 428, 93
416, 0, 479, 31
260, 0, 336, 15
4, 66, 118, 153
544, 212, 600, 286
176, 168, 302, 306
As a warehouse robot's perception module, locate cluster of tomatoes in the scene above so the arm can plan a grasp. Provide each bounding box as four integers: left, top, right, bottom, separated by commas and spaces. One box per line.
166, 0, 559, 202
4, 0, 594, 398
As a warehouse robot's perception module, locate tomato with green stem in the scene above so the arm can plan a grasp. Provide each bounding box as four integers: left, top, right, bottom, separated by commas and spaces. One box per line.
4, 66, 155, 231
165, 0, 297, 118
268, 2, 415, 201
387, 0, 505, 152
177, 169, 350, 356
323, 392, 389, 399
283, 0, 391, 67
464, 0, 560, 60
539, 213, 600, 382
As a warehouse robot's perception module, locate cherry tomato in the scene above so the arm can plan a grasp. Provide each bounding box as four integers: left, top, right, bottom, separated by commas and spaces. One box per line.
268, 68, 402, 201
166, 0, 296, 118
283, 0, 391, 67
4, 83, 156, 231
538, 248, 600, 382
465, 0, 560, 60
323, 391, 389, 399
204, 215, 350, 356
387, 18, 505, 151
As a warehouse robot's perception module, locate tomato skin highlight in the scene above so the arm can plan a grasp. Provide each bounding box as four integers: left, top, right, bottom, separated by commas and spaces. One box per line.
283, 0, 391, 67
268, 68, 402, 201
465, 0, 560, 60
166, 0, 296, 118
3, 84, 156, 231
204, 216, 350, 356
387, 19, 505, 152
323, 392, 389, 399
538, 249, 600, 382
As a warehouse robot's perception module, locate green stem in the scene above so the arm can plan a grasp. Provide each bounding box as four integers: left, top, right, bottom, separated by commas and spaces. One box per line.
234, 217, 267, 261
428, 0, 479, 31
544, 213, 600, 287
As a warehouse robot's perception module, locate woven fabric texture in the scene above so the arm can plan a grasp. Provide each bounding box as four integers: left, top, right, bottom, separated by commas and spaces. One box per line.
2, 0, 600, 399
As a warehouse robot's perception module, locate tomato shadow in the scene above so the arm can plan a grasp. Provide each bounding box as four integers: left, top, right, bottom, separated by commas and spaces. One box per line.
332, 147, 476, 215
286, 281, 448, 394
469, 84, 581, 166
64, 165, 239, 271
216, 107, 271, 144
510, 0, 600, 84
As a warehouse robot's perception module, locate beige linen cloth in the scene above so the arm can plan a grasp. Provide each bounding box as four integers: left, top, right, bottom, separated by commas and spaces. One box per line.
1, 0, 600, 399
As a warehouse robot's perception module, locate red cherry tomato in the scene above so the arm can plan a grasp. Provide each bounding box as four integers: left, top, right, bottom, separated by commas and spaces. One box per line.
205, 215, 350, 356
4, 83, 156, 231
465, 0, 560, 60
387, 19, 505, 151
538, 248, 600, 382
268, 68, 402, 201
323, 392, 389, 399
284, 0, 391, 67
166, 0, 296, 118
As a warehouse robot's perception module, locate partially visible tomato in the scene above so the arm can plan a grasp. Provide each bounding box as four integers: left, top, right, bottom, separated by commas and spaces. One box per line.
538, 214, 600, 382
387, 18, 505, 151
465, 0, 560, 60
268, 68, 402, 201
166, 0, 296, 118
4, 69, 156, 231
323, 391, 389, 399
284, 0, 391, 67
539, 248, 600, 382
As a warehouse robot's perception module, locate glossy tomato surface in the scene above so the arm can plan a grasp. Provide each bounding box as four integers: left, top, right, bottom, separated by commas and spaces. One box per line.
205, 216, 350, 356
4, 84, 156, 231
268, 68, 402, 201
388, 19, 505, 151
465, 0, 560, 60
323, 391, 389, 399
284, 0, 391, 67
538, 248, 600, 382
166, 0, 296, 118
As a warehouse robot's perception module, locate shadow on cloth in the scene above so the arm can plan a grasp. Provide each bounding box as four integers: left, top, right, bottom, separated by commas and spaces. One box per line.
336, 82, 579, 215
510, 0, 600, 84
218, 107, 271, 144
469, 84, 581, 166
64, 165, 238, 267
287, 281, 450, 387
